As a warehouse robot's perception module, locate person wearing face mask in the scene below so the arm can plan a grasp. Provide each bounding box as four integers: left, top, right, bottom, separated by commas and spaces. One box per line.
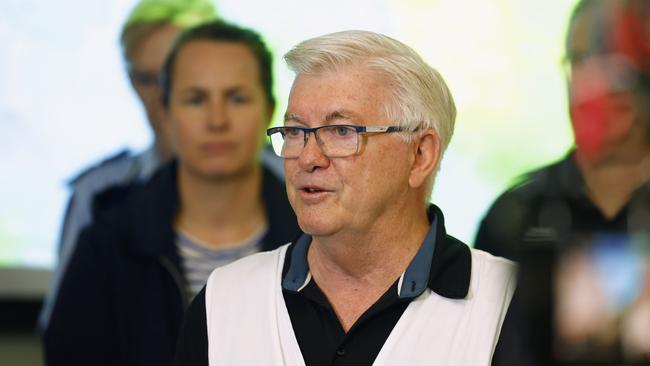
42, 20, 299, 366
476, 1, 650, 363
475, 0, 650, 264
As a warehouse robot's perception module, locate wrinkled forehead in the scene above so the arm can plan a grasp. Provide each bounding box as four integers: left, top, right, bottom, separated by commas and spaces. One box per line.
286, 67, 393, 124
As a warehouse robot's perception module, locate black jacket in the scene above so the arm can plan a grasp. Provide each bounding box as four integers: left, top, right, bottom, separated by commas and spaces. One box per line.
475, 152, 650, 365
43, 161, 299, 366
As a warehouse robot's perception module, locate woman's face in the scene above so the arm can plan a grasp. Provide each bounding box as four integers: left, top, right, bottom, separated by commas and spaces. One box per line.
168, 40, 272, 179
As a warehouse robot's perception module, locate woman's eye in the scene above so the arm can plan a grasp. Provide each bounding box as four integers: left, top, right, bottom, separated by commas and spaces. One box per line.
229, 94, 249, 104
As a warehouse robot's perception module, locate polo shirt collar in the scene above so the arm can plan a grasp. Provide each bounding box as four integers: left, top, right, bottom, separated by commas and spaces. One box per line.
282, 204, 471, 300
542, 151, 650, 211
281, 234, 312, 292
550, 150, 650, 199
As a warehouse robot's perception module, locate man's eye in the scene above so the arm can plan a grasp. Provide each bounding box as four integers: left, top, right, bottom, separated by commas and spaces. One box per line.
130, 70, 159, 87
185, 95, 203, 105
334, 126, 352, 136
284, 128, 302, 138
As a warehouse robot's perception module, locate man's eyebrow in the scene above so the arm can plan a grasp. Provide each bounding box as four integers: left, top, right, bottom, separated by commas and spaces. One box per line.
284, 110, 358, 126
324, 110, 356, 123
284, 112, 305, 124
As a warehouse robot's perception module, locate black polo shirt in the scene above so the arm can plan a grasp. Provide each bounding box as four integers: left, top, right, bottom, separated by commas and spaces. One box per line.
174, 205, 483, 366
475, 152, 650, 365
475, 151, 650, 261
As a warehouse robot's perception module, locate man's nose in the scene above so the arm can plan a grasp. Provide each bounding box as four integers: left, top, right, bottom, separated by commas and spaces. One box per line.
298, 130, 329, 171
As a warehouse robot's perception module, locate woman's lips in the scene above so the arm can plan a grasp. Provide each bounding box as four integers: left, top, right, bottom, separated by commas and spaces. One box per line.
201, 142, 238, 154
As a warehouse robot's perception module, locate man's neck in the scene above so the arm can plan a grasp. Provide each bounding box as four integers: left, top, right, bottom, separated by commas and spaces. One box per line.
307, 203, 431, 331
175, 164, 266, 249
576, 137, 650, 219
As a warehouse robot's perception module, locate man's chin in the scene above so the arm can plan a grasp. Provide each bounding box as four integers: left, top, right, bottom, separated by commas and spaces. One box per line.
296, 215, 339, 238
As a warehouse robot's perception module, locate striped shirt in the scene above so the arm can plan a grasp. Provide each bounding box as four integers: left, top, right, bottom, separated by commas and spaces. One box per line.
176, 225, 267, 300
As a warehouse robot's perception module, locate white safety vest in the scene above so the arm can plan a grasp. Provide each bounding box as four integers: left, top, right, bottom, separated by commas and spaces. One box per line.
205, 244, 516, 365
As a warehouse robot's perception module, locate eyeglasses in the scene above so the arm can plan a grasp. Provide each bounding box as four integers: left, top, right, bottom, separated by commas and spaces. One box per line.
562, 53, 641, 93
128, 67, 161, 89
266, 124, 414, 158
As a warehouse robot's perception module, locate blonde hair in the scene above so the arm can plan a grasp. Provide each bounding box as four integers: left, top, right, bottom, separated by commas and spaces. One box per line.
120, 0, 217, 63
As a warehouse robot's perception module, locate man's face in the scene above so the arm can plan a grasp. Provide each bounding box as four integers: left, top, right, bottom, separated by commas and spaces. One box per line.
567, 8, 646, 163
128, 24, 181, 155
284, 66, 415, 237
168, 40, 270, 179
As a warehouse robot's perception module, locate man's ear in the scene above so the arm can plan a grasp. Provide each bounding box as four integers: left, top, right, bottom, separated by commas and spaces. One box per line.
408, 129, 440, 189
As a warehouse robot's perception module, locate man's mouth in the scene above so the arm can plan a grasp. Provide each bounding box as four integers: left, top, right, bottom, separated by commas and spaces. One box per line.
297, 185, 332, 204
301, 186, 327, 193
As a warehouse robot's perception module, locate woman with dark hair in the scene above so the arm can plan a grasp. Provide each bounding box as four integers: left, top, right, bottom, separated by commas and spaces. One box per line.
43, 21, 298, 366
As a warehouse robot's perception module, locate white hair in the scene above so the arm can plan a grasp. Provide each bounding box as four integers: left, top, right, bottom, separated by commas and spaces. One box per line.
284, 30, 456, 154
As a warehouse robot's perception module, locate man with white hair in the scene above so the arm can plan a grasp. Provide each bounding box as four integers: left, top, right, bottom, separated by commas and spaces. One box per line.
174, 30, 516, 365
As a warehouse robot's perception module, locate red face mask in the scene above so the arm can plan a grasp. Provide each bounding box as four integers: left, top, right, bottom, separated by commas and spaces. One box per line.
569, 56, 637, 163
571, 93, 609, 162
